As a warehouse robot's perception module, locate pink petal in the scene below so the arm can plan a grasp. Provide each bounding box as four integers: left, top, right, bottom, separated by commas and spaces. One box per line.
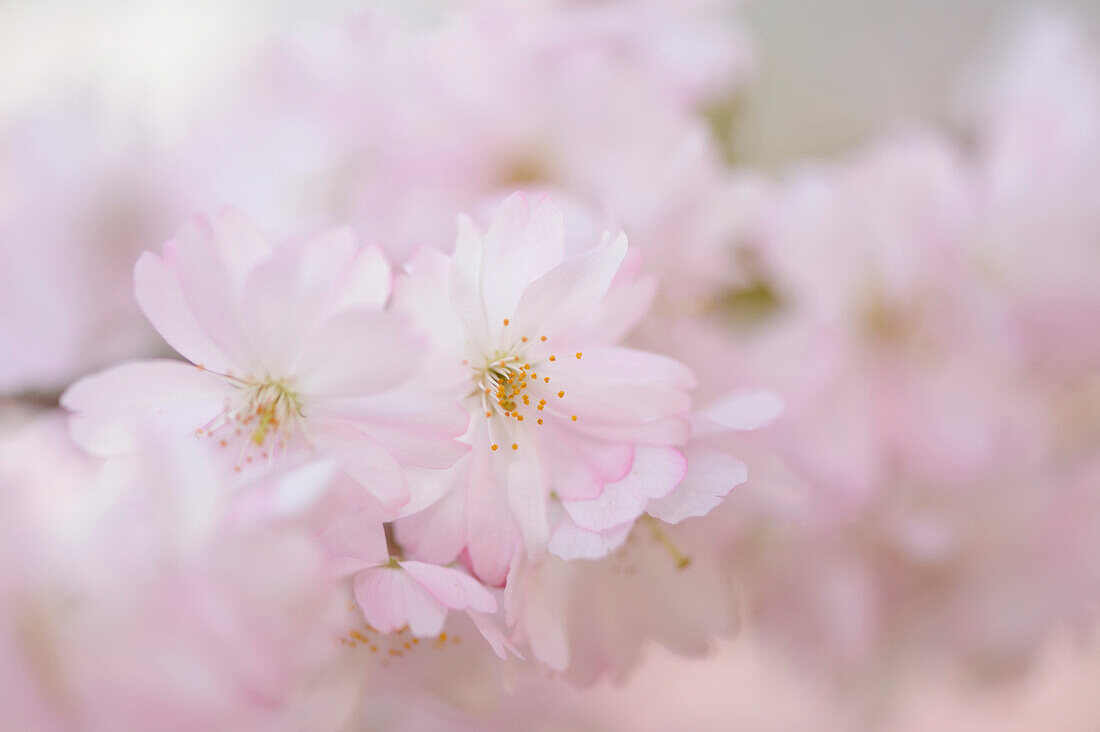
168, 218, 252, 367
133, 252, 234, 374
401, 560, 497, 614
447, 214, 491, 353
309, 419, 410, 514
320, 512, 390, 575
61, 359, 233, 455
542, 425, 634, 501
534, 347, 693, 429
237, 226, 360, 375
353, 567, 448, 637
481, 193, 565, 331
465, 449, 521, 586
393, 247, 469, 357
568, 275, 657, 346
573, 416, 692, 446
336, 243, 392, 312
646, 447, 748, 523
547, 518, 632, 561
294, 311, 421, 398
507, 448, 550, 558
692, 390, 785, 435
515, 559, 571, 671
562, 447, 686, 532
394, 476, 467, 565
468, 611, 523, 660
311, 388, 469, 470
510, 231, 627, 343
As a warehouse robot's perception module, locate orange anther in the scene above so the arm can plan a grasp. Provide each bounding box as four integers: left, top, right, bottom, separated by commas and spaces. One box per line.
491, 444, 499, 451
521, 336, 528, 342
557, 390, 565, 398
511, 443, 518, 450
575, 352, 582, 359
549, 355, 556, 362
540, 335, 547, 342
571, 415, 578, 421
503, 318, 510, 326
537, 418, 544, 425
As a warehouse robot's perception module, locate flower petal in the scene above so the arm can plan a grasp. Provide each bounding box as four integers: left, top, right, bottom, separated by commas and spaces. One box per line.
646, 447, 748, 523
320, 511, 390, 575
508, 447, 550, 559
562, 447, 686, 532
481, 193, 564, 331
133, 252, 235, 373
336, 242, 392, 312
308, 419, 410, 514
511, 231, 627, 343
294, 311, 422, 398
401, 560, 497, 614
447, 214, 491, 354
61, 359, 233, 455
465, 448, 521, 586
547, 518, 632, 561
692, 390, 785, 435
353, 567, 448, 637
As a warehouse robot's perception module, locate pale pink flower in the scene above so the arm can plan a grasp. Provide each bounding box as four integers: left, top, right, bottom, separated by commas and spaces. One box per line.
61, 207, 468, 518
321, 511, 511, 659
393, 193, 694, 585
0, 416, 352, 731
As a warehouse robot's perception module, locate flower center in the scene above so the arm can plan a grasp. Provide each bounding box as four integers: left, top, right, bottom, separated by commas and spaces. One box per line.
477, 355, 531, 417
470, 323, 580, 452
196, 377, 306, 469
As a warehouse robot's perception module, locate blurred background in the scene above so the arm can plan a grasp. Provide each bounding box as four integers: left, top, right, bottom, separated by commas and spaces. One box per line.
3, 1, 1100, 729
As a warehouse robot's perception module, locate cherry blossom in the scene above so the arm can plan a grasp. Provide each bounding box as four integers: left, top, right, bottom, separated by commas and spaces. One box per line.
392, 193, 695, 586
61, 207, 468, 519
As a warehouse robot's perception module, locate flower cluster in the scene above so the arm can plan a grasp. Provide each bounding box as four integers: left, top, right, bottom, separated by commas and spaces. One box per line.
3, 1, 1100, 728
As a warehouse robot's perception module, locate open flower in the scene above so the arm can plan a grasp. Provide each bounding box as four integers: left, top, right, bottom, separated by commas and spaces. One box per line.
393, 193, 695, 585
62, 208, 468, 517
322, 511, 511, 659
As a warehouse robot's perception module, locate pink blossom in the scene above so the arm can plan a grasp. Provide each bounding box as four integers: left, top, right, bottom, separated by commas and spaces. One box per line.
61, 207, 468, 519
321, 511, 510, 659
0, 416, 352, 731
393, 193, 694, 586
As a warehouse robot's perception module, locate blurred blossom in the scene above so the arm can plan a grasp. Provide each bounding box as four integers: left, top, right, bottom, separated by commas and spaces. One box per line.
0, 417, 350, 731
1, 1, 1100, 729
182, 0, 751, 291
0, 103, 176, 396
638, 8, 1100, 689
